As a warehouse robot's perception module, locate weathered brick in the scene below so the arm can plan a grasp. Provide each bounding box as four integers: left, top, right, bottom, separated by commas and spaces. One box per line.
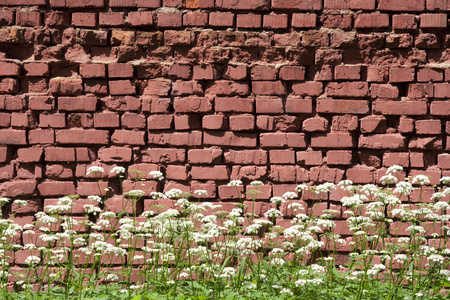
359, 134, 406, 149
272, 0, 322, 10
56, 129, 109, 145
317, 99, 369, 114
204, 131, 257, 147
373, 100, 428, 115
378, 0, 425, 11
311, 133, 354, 149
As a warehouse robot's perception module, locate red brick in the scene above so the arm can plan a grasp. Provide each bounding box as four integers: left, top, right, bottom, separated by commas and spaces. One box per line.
168, 64, 191, 80
17, 148, 42, 163
202, 115, 228, 130
191, 166, 229, 180
16, 11, 41, 27
279, 66, 305, 81
29, 129, 54, 144
120, 113, 145, 129
93, 113, 120, 128
23, 62, 48, 77
269, 149, 295, 164
296, 151, 322, 166
173, 97, 213, 113
80, 64, 105, 78
0, 180, 36, 197
373, 100, 428, 115
183, 11, 208, 27
270, 165, 309, 182
217, 0, 269, 9
415, 120, 441, 134
58, 96, 97, 112
0, 61, 19, 76
163, 30, 193, 46
56, 129, 109, 145
127, 11, 154, 27
224, 150, 267, 165
205, 81, 249, 96
164, 165, 187, 181
431, 100, 450, 116
111, 130, 145, 145
360, 116, 386, 133
109, 80, 135, 95
215, 97, 253, 113
204, 131, 256, 147
223, 64, 248, 80
0, 113, 9, 127
410, 152, 424, 168
156, 12, 182, 27
356, 14, 389, 29
378, 0, 425, 11
321, 14, 352, 30
38, 181, 75, 196
149, 131, 202, 146
255, 97, 283, 114
237, 14, 261, 28
317, 99, 369, 114
408, 83, 434, 99
438, 154, 450, 169
209, 12, 234, 27
0, 78, 18, 94
188, 148, 222, 164
334, 65, 361, 81
272, 0, 322, 10
291, 82, 323, 96
252, 81, 286, 96
392, 14, 417, 30
359, 134, 406, 149
49, 78, 83, 95
174, 115, 200, 130
311, 133, 354, 149
420, 13, 447, 28
260, 132, 306, 148
383, 153, 409, 167
417, 68, 443, 82
40, 114, 65, 128
251, 65, 277, 81
346, 166, 374, 184
389, 68, 415, 83
108, 63, 133, 78
29, 96, 53, 111
141, 148, 185, 163
44, 147, 75, 162
0, 129, 27, 145
371, 84, 399, 99
99, 12, 124, 26
327, 150, 352, 165
147, 115, 173, 130
325, 82, 369, 97
229, 114, 254, 131
0, 146, 9, 163
302, 117, 328, 132
11, 113, 36, 128
72, 12, 96, 27
292, 13, 316, 28
329, 31, 357, 48
98, 147, 132, 163
170, 81, 201, 97
143, 79, 171, 96
218, 185, 244, 200
433, 81, 450, 97
367, 66, 388, 83
263, 14, 288, 29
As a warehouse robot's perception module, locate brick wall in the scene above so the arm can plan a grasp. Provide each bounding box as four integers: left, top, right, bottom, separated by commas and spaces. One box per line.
0, 0, 449, 218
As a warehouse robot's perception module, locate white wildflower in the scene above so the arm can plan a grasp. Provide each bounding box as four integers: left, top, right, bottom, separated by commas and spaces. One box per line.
86, 166, 104, 175
228, 180, 243, 186
110, 166, 126, 174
